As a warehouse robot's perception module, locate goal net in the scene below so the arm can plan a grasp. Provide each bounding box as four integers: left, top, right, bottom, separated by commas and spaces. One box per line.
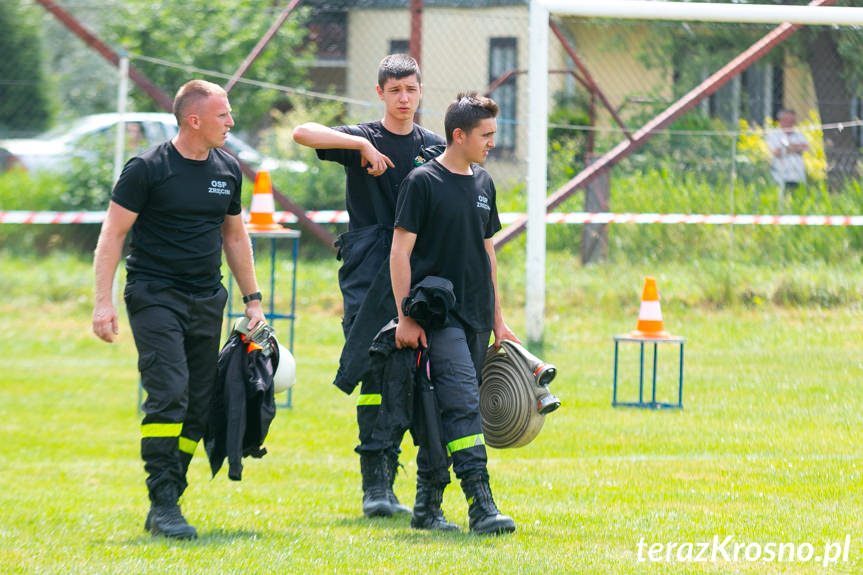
518, 0, 863, 341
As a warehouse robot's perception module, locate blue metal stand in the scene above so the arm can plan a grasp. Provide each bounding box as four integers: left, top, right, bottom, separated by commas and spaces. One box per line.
612, 334, 685, 409
227, 229, 300, 408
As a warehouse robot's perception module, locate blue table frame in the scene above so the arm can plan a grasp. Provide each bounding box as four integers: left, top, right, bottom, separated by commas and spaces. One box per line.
226, 229, 300, 408
612, 334, 685, 409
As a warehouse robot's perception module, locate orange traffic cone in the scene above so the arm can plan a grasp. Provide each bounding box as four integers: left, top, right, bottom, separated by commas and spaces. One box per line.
245, 171, 285, 232
629, 277, 672, 339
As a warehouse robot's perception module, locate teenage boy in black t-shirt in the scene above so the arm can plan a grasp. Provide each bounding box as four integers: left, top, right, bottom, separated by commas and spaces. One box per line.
92, 80, 266, 540
292, 54, 445, 518
391, 92, 519, 535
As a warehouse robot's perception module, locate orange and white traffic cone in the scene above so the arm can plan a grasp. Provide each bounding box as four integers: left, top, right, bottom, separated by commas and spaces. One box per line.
629, 277, 672, 339
245, 171, 285, 232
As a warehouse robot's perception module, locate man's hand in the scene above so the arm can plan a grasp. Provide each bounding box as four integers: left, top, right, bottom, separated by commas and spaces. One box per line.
92, 302, 119, 343
361, 141, 395, 176
395, 316, 427, 349
245, 301, 267, 333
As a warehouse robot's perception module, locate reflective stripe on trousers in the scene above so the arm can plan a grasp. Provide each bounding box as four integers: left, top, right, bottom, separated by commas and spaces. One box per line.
427, 325, 491, 481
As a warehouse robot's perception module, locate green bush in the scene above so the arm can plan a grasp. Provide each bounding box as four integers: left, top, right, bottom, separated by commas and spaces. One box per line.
256, 101, 373, 258
0, 147, 117, 253
259, 100, 352, 213
0, 170, 89, 254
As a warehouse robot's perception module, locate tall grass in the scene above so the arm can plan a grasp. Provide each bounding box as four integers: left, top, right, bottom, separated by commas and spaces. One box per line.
496, 165, 863, 265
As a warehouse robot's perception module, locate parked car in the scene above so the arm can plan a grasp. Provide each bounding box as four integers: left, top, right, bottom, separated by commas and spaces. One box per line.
0, 112, 307, 174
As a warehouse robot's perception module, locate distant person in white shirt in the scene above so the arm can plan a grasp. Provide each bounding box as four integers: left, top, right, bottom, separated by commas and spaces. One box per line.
766, 108, 809, 189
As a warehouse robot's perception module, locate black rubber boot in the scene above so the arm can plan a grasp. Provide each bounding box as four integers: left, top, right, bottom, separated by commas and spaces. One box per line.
360, 453, 393, 518
386, 452, 411, 515
146, 483, 198, 540
460, 475, 515, 535
410, 480, 459, 531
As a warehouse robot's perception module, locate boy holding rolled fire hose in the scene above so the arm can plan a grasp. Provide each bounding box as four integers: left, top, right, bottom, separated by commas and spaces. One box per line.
391, 92, 518, 534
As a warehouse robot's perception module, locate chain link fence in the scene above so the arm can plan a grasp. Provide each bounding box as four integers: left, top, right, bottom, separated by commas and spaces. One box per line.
3, 0, 863, 260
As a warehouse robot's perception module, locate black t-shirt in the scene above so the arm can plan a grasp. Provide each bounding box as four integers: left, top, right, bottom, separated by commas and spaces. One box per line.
394, 159, 502, 332
316, 121, 444, 229
111, 141, 243, 291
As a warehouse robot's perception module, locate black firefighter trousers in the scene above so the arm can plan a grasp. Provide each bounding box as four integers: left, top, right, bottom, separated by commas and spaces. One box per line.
125, 280, 227, 501
358, 324, 491, 484
423, 325, 491, 483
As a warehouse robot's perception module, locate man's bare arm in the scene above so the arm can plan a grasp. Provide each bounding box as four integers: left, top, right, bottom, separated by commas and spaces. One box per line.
92, 201, 137, 342
222, 214, 266, 331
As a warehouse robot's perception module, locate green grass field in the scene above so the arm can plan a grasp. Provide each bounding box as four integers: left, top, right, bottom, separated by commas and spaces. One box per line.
1, 250, 861, 574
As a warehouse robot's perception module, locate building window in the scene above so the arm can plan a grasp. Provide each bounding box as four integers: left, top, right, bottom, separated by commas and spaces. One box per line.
308, 11, 347, 62
708, 62, 781, 127
390, 39, 409, 55
305, 9, 348, 93
742, 65, 769, 126
771, 65, 785, 120
489, 37, 517, 152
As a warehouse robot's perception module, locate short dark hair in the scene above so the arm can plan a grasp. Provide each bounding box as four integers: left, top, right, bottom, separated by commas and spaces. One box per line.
173, 80, 226, 124
444, 92, 499, 144
377, 54, 421, 88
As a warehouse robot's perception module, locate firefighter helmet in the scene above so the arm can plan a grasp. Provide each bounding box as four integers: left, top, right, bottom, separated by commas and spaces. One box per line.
273, 342, 296, 393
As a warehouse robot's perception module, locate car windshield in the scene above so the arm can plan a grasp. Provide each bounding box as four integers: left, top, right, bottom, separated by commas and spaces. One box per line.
8, 113, 304, 174
36, 119, 85, 141
35, 116, 120, 142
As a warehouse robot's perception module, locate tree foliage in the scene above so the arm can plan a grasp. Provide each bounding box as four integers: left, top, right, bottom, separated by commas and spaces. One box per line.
0, 1, 54, 136
104, 1, 314, 132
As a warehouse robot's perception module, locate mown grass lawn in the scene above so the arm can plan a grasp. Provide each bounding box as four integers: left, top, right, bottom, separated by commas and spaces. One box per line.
0, 250, 861, 574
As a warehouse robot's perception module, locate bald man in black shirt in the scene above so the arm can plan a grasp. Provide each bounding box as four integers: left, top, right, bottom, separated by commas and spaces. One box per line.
93, 80, 265, 540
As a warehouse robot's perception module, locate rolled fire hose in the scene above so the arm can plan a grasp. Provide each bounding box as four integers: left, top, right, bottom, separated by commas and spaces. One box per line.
479, 340, 561, 448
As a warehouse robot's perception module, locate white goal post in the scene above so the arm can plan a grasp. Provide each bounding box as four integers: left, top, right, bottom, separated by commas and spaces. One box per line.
524, 0, 863, 347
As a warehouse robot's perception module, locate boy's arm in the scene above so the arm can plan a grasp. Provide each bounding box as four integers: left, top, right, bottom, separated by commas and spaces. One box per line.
291, 122, 394, 176
485, 237, 520, 348
391, 226, 427, 349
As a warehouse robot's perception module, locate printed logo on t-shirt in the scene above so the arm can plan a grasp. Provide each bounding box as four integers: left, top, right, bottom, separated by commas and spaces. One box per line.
208, 180, 231, 196
476, 194, 491, 211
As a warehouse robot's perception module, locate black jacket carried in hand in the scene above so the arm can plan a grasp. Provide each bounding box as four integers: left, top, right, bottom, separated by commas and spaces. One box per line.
364, 277, 457, 484
205, 333, 277, 481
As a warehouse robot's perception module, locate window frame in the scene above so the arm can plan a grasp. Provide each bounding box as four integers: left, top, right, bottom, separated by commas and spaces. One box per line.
489, 37, 518, 153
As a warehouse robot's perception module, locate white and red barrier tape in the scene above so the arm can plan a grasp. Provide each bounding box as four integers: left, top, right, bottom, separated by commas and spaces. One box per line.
1, 210, 862, 226
0, 211, 107, 224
